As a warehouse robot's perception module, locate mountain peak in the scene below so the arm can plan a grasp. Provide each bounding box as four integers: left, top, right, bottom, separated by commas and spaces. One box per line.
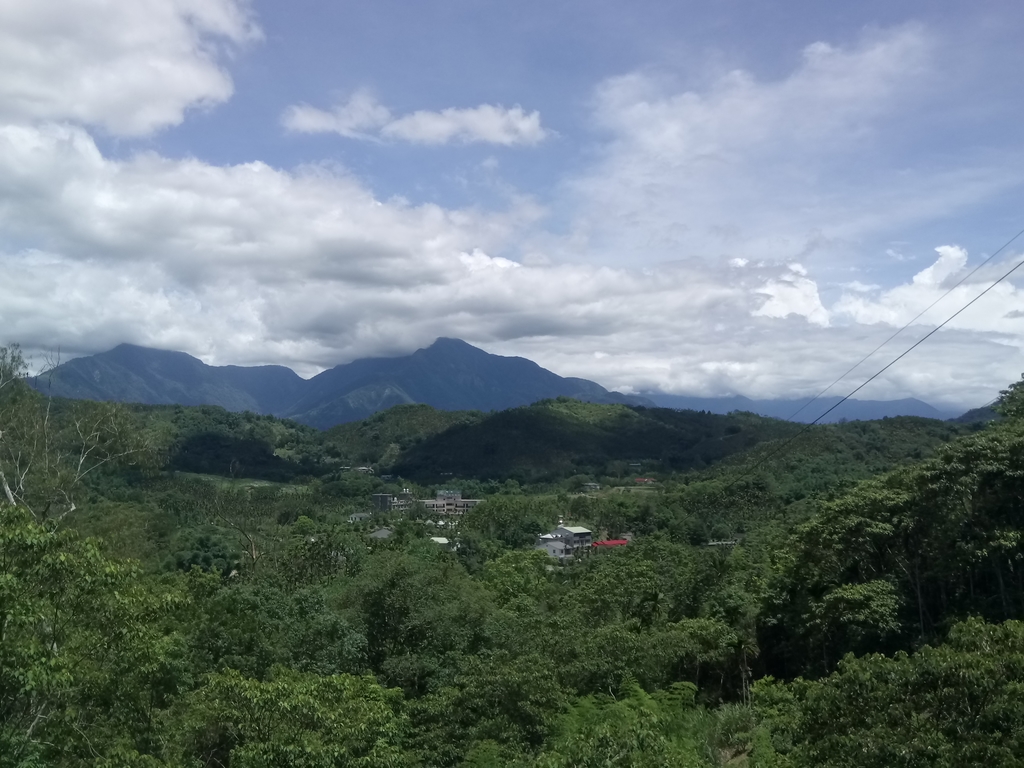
421, 337, 489, 356
37, 338, 646, 428
428, 337, 473, 348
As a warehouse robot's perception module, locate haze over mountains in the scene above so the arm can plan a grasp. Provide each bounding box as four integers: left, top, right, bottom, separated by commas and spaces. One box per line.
33, 338, 957, 429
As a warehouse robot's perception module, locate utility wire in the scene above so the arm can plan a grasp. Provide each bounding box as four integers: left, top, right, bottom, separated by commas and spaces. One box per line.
727, 238, 1024, 488
785, 225, 1024, 422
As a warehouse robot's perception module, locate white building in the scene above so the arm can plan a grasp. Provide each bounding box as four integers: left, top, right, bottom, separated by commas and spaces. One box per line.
421, 490, 481, 516
536, 526, 592, 561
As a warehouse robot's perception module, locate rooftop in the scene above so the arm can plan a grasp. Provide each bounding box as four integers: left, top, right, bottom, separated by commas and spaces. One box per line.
560, 526, 591, 534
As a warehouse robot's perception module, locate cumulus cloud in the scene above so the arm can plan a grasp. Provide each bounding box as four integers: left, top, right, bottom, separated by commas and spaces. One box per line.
753, 264, 830, 327
834, 245, 1024, 336
912, 245, 968, 287
563, 25, 1020, 271
0, 0, 259, 136
283, 90, 548, 146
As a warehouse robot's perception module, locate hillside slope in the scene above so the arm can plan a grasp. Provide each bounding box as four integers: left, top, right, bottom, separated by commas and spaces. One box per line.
322, 403, 485, 466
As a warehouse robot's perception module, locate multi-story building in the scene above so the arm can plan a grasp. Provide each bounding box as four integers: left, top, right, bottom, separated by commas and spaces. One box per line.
536, 525, 593, 561
371, 489, 415, 512
420, 490, 481, 516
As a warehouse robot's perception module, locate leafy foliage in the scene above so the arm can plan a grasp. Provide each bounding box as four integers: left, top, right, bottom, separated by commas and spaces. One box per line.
755, 619, 1024, 767
169, 667, 408, 768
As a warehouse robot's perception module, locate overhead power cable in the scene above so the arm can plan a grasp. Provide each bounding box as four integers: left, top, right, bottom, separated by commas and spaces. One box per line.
728, 234, 1024, 488
785, 225, 1024, 422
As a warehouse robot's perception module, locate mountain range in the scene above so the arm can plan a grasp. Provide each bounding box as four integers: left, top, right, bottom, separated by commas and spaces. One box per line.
32, 338, 961, 429
643, 393, 956, 423
32, 338, 651, 429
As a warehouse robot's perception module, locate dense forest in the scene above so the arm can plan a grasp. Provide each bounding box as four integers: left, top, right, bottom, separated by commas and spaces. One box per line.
2, 341, 1022, 767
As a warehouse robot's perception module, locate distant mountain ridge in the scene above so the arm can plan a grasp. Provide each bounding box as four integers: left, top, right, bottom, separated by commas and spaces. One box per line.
33, 338, 962, 429
33, 343, 307, 415
33, 338, 652, 429
643, 393, 956, 424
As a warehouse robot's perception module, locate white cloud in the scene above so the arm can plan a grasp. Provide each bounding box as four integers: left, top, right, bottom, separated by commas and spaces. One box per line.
912, 244, 968, 287
753, 268, 830, 327
459, 248, 521, 272
383, 104, 547, 146
563, 25, 1020, 272
0, 0, 259, 136
834, 245, 1024, 337
281, 88, 392, 140
283, 91, 548, 146
844, 281, 881, 293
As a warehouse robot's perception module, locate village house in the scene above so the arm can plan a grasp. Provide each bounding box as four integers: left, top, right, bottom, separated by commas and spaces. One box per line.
536, 525, 593, 561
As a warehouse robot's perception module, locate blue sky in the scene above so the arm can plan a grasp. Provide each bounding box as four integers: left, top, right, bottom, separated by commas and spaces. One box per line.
1, 0, 1023, 408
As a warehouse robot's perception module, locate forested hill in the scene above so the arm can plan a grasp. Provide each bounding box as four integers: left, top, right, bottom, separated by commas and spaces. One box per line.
32, 338, 651, 428
392, 399, 802, 482
121, 397, 968, 488
6, 339, 1024, 765
125, 399, 796, 484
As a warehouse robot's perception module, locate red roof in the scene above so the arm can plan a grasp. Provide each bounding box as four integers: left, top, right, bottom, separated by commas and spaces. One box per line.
593, 539, 629, 547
